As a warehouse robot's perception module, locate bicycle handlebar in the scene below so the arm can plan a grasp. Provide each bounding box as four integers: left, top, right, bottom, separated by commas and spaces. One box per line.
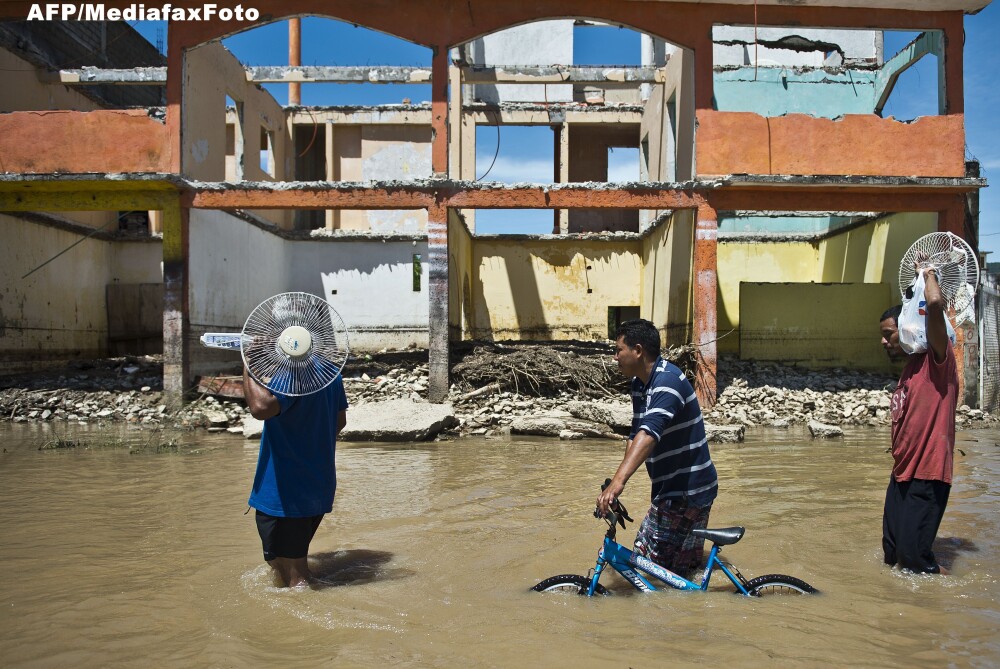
594, 478, 634, 528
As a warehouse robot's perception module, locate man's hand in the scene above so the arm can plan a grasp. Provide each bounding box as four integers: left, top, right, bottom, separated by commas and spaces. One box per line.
596, 478, 625, 517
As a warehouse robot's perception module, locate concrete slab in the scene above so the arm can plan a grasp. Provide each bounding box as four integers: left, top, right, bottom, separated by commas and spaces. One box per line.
340, 399, 458, 442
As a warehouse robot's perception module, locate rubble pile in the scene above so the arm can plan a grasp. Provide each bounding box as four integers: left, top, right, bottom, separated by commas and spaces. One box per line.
1, 351, 995, 437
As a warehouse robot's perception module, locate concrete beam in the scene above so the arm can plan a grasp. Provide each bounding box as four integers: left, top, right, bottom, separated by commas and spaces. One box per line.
56, 67, 167, 84
248, 65, 432, 84
874, 31, 940, 115
462, 65, 661, 84
182, 182, 709, 211
55, 65, 661, 87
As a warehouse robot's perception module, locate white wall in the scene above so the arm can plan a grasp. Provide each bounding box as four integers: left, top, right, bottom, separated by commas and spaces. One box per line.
290, 238, 430, 351
189, 211, 430, 359
188, 210, 288, 333
713, 27, 881, 67
471, 21, 574, 103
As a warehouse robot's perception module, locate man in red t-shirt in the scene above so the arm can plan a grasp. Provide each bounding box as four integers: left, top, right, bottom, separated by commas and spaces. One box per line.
878, 266, 957, 574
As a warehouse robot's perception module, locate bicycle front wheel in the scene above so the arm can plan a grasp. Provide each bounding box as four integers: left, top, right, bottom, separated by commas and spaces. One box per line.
746, 574, 817, 596
531, 574, 609, 596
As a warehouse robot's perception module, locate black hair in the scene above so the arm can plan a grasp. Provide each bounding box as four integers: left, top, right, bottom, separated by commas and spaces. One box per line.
880, 304, 902, 325
615, 319, 661, 359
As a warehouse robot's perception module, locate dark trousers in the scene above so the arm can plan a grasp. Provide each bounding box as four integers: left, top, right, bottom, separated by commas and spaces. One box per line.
882, 475, 950, 574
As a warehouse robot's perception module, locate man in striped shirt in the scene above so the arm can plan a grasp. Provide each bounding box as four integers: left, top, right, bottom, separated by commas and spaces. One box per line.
597, 319, 719, 578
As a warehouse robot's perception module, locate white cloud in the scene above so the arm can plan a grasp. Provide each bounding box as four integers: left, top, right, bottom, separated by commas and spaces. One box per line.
607, 148, 640, 182
474, 155, 554, 183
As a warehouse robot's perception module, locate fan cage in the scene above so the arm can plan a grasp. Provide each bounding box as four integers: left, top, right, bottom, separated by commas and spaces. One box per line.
240, 292, 349, 396
898, 232, 979, 315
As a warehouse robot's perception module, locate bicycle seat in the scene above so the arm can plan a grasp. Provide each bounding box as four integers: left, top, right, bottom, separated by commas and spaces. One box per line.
691, 526, 745, 546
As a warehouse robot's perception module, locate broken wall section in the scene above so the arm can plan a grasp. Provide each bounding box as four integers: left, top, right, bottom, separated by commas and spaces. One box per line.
0, 212, 162, 369
185, 42, 290, 226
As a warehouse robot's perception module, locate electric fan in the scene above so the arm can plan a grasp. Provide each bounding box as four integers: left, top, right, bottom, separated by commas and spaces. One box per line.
898, 232, 980, 320
199, 292, 349, 396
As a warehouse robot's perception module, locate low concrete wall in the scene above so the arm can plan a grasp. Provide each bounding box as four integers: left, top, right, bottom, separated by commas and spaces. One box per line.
0, 110, 170, 173
739, 282, 893, 371
696, 111, 966, 178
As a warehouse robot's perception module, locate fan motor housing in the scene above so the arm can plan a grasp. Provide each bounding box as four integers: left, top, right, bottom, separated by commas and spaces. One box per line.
278, 325, 313, 359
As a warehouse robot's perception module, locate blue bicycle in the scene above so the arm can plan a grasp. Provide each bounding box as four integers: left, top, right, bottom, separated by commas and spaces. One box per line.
532, 482, 817, 597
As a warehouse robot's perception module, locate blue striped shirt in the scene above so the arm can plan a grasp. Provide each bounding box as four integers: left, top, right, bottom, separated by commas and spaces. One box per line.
629, 357, 718, 506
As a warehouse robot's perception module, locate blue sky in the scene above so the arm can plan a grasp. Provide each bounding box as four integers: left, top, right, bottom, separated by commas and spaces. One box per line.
131, 7, 999, 251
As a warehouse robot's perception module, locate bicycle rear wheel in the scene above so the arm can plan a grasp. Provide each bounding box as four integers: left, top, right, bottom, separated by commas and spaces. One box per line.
531, 574, 610, 596
746, 574, 817, 596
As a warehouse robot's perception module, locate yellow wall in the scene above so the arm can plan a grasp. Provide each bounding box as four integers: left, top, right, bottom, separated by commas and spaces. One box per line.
641, 210, 694, 345
818, 211, 936, 301
740, 282, 893, 370
448, 209, 475, 340
717, 240, 818, 353
0, 213, 162, 367
472, 238, 641, 340
719, 211, 938, 360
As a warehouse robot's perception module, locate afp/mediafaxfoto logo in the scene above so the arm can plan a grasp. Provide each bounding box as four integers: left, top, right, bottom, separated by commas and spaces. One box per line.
27, 3, 261, 21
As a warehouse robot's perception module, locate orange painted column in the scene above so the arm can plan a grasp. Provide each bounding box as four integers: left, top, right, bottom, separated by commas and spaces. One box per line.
289, 18, 302, 105
427, 202, 450, 402
165, 24, 184, 174
431, 46, 449, 176
942, 13, 964, 115
694, 203, 718, 409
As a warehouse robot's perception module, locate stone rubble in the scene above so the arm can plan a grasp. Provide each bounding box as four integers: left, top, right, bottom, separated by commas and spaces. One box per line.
1, 353, 996, 442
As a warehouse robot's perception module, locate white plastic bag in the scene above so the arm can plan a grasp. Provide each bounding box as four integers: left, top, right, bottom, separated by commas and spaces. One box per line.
897, 270, 957, 355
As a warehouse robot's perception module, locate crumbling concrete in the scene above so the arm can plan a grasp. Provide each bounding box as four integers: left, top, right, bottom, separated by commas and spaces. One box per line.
339, 398, 458, 441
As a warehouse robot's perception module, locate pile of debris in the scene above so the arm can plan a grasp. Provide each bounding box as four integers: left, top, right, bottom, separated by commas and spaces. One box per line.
449, 340, 695, 399
1, 348, 996, 438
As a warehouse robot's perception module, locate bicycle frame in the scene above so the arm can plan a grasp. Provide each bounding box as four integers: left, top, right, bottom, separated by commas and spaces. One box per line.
587, 534, 751, 597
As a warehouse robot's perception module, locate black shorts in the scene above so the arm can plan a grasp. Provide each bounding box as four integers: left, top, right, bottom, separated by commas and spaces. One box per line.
255, 510, 324, 561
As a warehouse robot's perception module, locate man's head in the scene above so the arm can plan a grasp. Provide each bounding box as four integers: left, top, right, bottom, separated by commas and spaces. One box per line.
614, 319, 661, 377
879, 304, 905, 361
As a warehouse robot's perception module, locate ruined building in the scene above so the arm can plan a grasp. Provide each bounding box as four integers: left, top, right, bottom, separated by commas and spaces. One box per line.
0, 0, 991, 410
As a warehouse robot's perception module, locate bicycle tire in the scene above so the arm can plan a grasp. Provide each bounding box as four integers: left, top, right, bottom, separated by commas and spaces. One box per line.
745, 574, 817, 596
531, 574, 610, 596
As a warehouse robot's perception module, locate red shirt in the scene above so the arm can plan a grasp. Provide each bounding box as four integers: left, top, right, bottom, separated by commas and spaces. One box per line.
890, 345, 957, 484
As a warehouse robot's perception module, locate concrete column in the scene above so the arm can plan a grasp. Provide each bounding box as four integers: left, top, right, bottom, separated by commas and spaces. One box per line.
289, 18, 302, 105
557, 122, 569, 234
324, 121, 336, 229
448, 64, 463, 179
431, 46, 449, 176
693, 203, 718, 408
162, 199, 190, 409
941, 13, 964, 115
427, 203, 450, 402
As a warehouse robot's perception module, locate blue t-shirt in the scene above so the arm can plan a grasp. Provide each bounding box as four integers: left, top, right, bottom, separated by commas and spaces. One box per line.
629, 357, 718, 506
248, 375, 349, 517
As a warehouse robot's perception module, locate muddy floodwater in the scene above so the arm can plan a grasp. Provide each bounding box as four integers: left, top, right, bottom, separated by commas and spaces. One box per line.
1, 423, 998, 668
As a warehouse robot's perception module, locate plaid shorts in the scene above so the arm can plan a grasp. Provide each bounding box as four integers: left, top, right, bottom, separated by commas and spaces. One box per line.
633, 499, 713, 578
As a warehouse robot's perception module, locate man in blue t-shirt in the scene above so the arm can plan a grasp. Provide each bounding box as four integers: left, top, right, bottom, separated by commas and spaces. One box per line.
243, 365, 348, 587
597, 319, 719, 578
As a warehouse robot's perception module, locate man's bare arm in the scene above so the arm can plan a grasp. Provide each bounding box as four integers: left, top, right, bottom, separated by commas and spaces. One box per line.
596, 432, 656, 515
243, 367, 280, 420
923, 268, 949, 364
